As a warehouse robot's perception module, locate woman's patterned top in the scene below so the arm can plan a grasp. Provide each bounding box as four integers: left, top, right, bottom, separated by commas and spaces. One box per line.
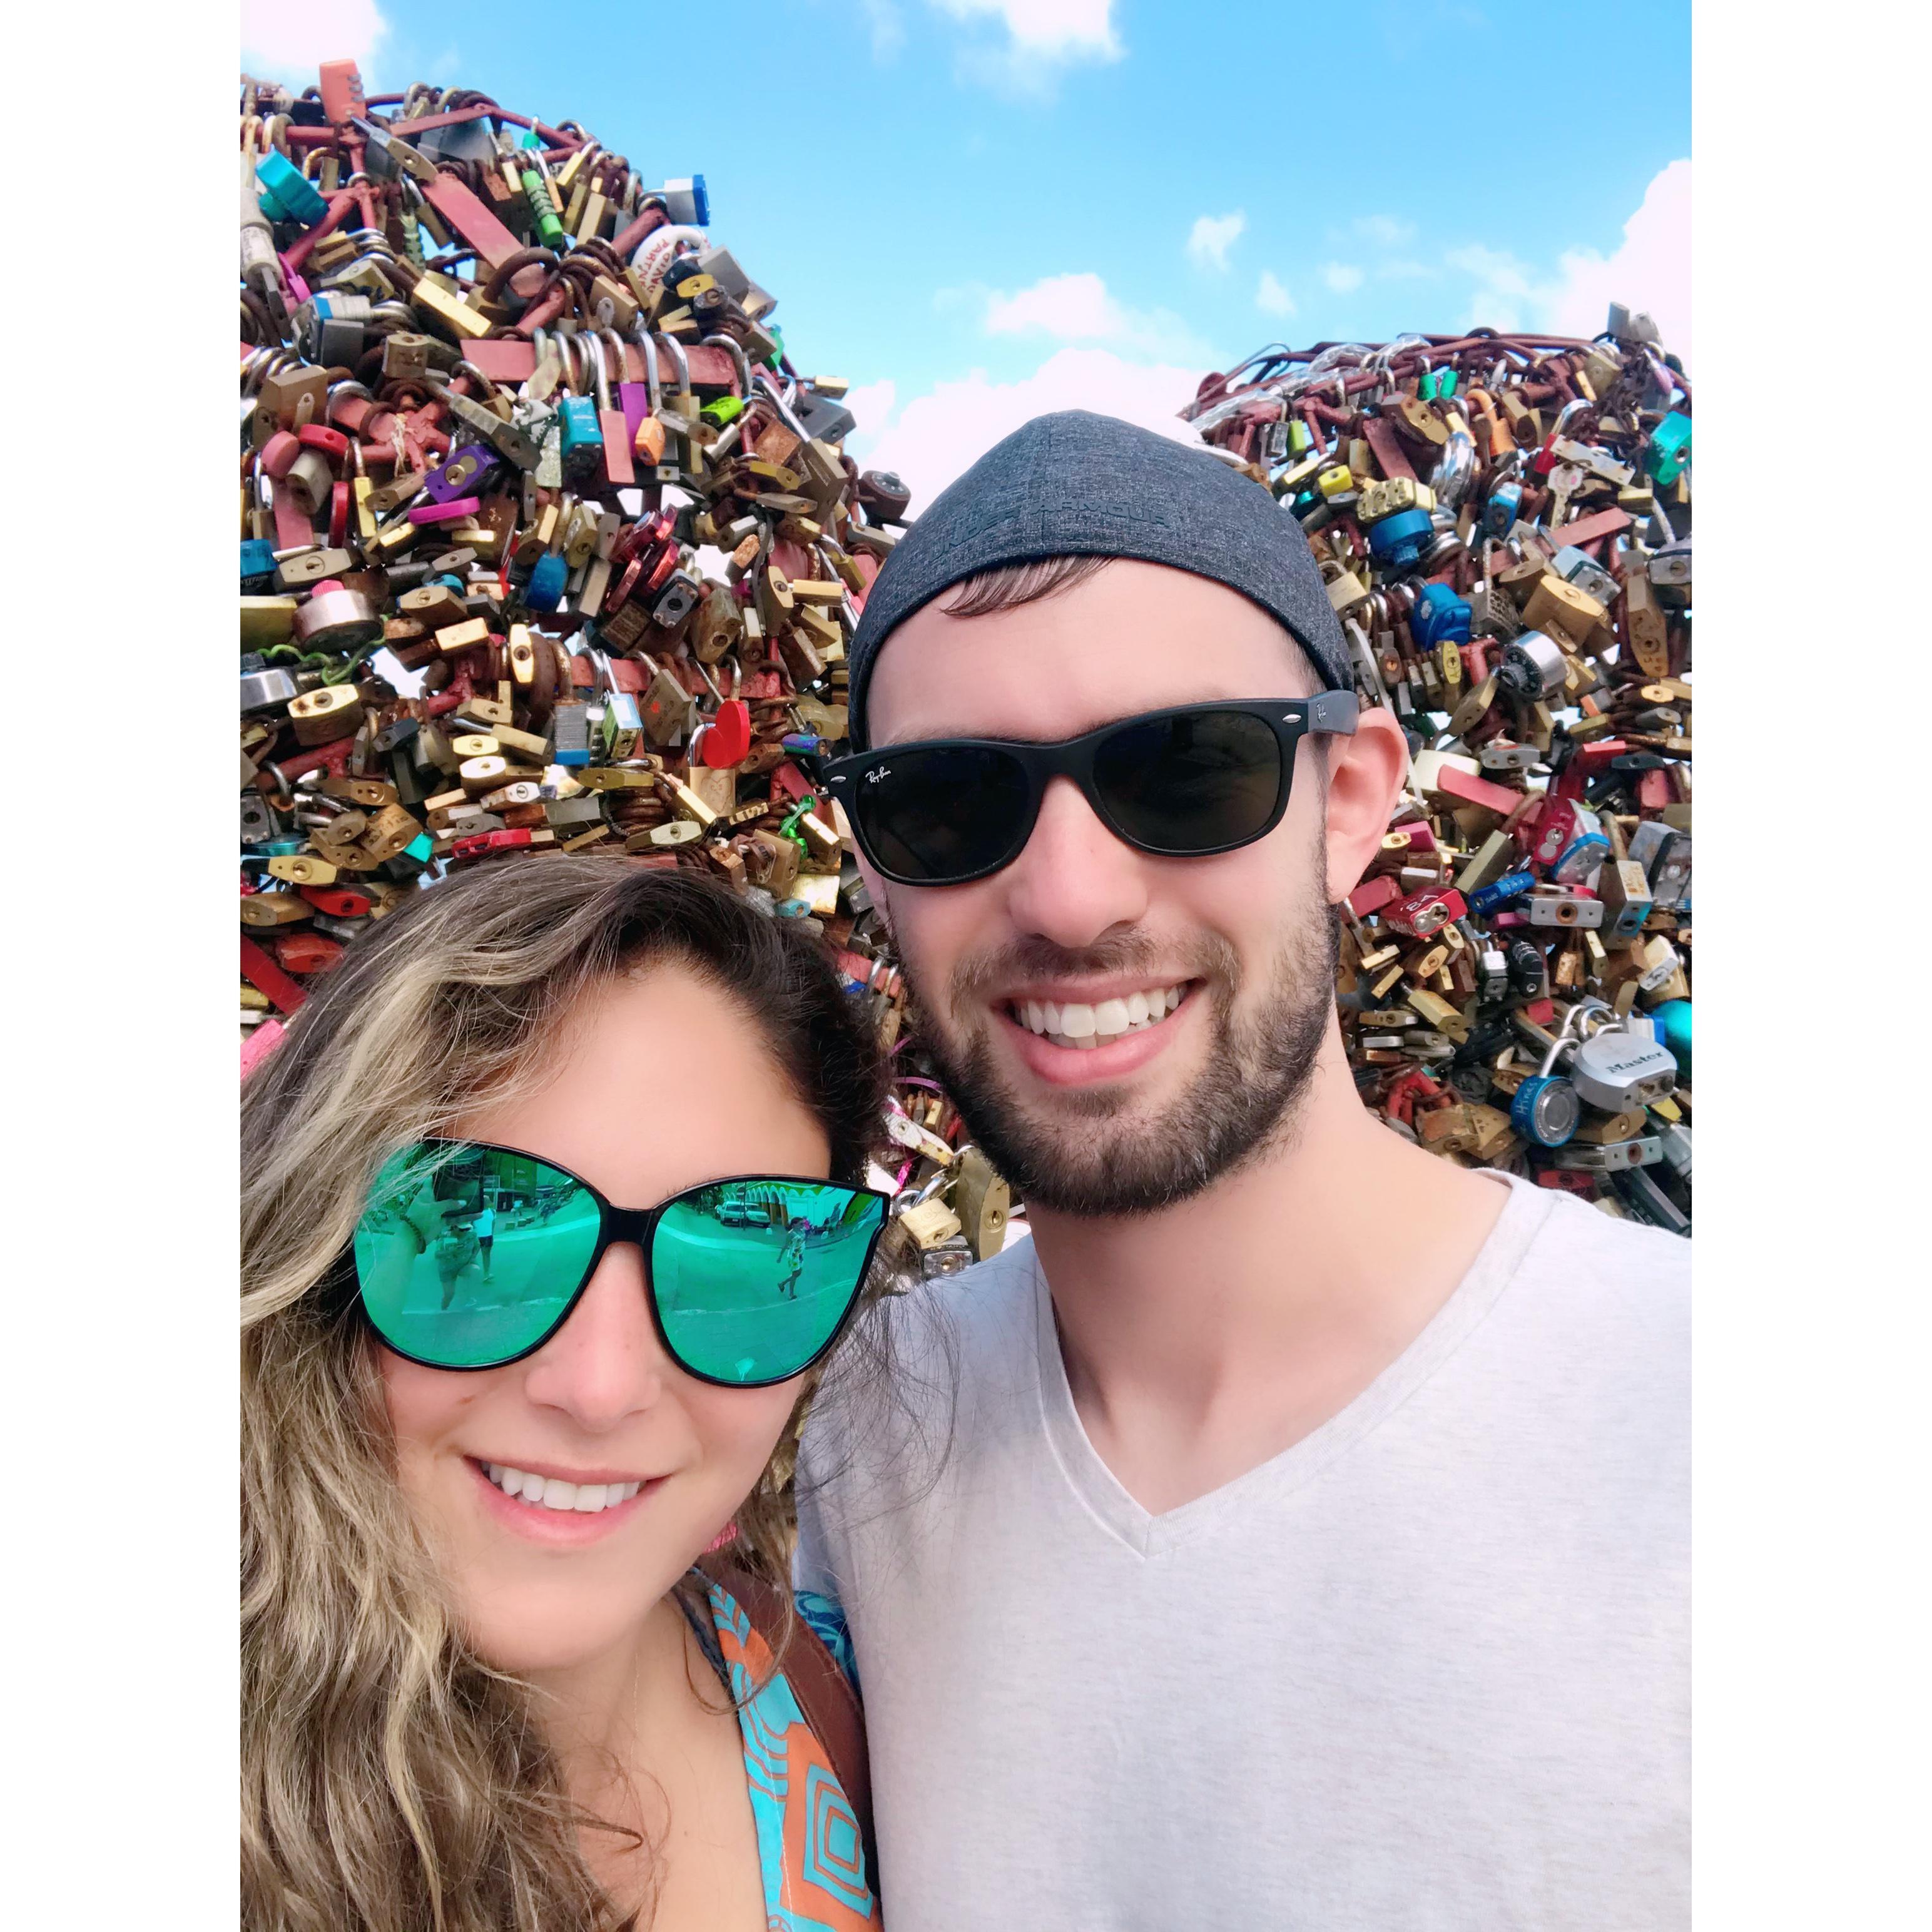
700, 1580, 876, 1929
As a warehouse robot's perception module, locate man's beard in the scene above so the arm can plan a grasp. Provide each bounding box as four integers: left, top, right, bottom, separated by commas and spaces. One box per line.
895, 896, 1340, 1219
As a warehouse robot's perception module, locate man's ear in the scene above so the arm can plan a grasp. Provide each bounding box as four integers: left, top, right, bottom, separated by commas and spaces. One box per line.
1321, 708, 1410, 903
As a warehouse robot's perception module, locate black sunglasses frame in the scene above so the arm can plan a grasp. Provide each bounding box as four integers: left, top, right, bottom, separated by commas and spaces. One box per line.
820, 693, 1360, 887
355, 1138, 892, 1388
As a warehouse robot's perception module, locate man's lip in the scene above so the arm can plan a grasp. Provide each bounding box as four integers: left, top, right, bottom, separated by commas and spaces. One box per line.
994, 975, 1199, 1007
465, 1456, 656, 1485
995, 995, 1192, 1086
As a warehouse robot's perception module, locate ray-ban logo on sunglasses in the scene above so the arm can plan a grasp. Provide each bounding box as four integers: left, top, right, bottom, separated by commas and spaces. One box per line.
864, 766, 891, 785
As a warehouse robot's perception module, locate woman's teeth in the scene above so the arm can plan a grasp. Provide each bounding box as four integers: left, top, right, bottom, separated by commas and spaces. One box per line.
484, 1464, 642, 1513
1012, 983, 1190, 1050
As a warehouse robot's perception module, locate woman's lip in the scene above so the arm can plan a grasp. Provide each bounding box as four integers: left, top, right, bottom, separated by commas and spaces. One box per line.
998, 994, 1192, 1087
469, 1457, 651, 1486
465, 1457, 663, 1543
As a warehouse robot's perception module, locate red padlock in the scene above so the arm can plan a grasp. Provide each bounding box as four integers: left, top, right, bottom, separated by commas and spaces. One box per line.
1346, 874, 1401, 918
1529, 798, 1582, 870
299, 885, 372, 917
260, 430, 305, 480
1383, 887, 1468, 938
241, 936, 308, 1015
703, 699, 752, 767
1536, 1169, 1597, 1197
297, 424, 351, 459
275, 933, 344, 975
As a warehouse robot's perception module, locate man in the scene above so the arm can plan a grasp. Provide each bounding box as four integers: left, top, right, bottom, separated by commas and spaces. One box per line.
795, 412, 1689, 1928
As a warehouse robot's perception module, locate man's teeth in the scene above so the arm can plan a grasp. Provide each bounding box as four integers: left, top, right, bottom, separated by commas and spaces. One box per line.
1015, 984, 1189, 1049
484, 1464, 643, 1513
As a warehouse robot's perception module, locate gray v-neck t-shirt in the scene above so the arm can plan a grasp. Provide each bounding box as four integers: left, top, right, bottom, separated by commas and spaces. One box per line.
795, 1171, 1690, 1929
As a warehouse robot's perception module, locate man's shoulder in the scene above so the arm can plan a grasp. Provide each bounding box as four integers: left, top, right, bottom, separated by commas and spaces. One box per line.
1485, 1173, 1690, 1373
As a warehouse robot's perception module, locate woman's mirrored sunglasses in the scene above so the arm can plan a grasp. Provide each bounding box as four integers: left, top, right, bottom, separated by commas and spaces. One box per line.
353, 1140, 890, 1387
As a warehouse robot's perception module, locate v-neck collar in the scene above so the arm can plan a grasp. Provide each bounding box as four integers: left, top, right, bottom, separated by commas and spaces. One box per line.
1029, 1171, 1552, 1558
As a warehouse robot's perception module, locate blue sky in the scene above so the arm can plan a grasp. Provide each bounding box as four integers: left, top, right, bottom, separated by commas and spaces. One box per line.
242, 0, 1690, 510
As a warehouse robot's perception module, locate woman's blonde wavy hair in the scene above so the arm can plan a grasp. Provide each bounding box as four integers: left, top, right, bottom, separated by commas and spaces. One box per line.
241, 857, 889, 1931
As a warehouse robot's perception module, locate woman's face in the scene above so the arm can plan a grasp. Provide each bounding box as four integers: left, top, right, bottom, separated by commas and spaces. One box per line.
380, 963, 828, 1677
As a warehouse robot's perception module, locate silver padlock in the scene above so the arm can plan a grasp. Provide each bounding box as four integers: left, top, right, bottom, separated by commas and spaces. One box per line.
1553, 545, 1619, 609
1614, 1166, 1690, 1236
1498, 629, 1568, 701
1569, 1016, 1679, 1111
1549, 1136, 1664, 1173
1526, 890, 1604, 930
240, 793, 277, 843
241, 664, 299, 712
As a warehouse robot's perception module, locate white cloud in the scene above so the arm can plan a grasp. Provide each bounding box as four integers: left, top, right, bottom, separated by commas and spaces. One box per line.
1321, 262, 1365, 294
240, 0, 389, 73
843, 379, 899, 439
980, 272, 1211, 364
1256, 270, 1296, 318
931, 0, 1120, 58
986, 272, 1123, 339
1186, 211, 1247, 272
1446, 161, 1692, 365
860, 0, 907, 58
845, 347, 1210, 517
1543, 158, 1692, 365
1355, 214, 1417, 248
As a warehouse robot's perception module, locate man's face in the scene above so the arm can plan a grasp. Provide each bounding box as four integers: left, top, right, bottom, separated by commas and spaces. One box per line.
859, 559, 1345, 1217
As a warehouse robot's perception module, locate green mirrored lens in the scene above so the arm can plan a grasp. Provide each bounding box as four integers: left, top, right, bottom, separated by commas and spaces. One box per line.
353, 1144, 602, 1368
650, 1181, 883, 1385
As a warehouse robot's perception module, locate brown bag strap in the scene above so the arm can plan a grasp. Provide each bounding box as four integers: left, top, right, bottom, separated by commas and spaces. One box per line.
695, 1553, 876, 1883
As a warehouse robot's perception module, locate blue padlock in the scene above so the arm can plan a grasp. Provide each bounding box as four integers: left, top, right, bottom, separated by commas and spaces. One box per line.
1469, 871, 1534, 917
1366, 507, 1433, 572
1412, 582, 1472, 649
1510, 1072, 1580, 1148
241, 538, 278, 583
257, 150, 329, 228
557, 395, 604, 486
524, 551, 569, 613
1483, 480, 1522, 539
1552, 830, 1610, 886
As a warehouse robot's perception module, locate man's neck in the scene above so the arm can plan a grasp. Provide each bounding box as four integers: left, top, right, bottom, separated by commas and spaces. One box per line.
1024, 1031, 1511, 1517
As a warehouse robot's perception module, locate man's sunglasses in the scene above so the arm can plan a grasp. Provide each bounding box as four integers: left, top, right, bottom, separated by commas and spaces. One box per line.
352, 1139, 889, 1386
820, 694, 1359, 888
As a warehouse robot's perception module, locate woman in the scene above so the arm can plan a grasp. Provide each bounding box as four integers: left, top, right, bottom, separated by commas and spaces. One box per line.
242, 858, 892, 1931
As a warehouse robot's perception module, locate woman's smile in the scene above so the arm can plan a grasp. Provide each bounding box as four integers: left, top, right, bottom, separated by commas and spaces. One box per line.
465, 1455, 666, 1543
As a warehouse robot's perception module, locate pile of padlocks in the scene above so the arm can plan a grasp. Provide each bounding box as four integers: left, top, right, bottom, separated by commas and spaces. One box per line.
1182, 321, 1691, 1233
238, 62, 997, 1276
237, 63, 1687, 1258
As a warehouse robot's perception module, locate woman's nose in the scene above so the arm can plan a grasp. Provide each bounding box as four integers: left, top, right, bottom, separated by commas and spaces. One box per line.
519, 1244, 669, 1430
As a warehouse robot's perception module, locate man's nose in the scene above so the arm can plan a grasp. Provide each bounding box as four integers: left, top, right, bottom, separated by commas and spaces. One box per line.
520, 1244, 668, 1431
999, 775, 1149, 949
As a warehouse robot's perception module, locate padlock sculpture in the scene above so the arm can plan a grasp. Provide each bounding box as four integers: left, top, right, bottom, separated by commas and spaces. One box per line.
239, 65, 907, 1046
1176, 324, 1692, 1234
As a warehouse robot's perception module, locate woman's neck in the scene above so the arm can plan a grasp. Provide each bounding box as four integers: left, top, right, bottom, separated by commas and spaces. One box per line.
525, 1591, 706, 1786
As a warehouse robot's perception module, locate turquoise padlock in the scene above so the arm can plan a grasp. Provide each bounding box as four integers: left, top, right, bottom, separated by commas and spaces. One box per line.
257, 150, 328, 228
1647, 411, 1692, 487
1649, 999, 1692, 1080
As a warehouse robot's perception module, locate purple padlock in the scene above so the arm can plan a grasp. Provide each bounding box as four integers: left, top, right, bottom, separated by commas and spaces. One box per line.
424, 443, 499, 504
